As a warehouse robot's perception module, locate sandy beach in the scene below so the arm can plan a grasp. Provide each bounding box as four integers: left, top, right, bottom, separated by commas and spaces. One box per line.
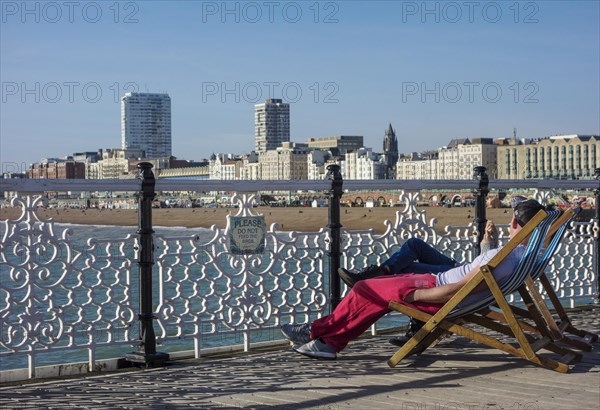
0, 205, 526, 234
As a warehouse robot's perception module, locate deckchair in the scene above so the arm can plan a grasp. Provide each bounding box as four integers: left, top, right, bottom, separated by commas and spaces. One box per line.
387, 209, 577, 373
482, 208, 597, 353
465, 208, 584, 364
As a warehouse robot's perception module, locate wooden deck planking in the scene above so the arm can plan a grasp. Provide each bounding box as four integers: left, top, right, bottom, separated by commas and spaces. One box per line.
0, 307, 598, 409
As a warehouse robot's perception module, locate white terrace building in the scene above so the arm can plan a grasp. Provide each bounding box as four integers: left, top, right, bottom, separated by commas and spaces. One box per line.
396, 138, 498, 180
239, 152, 261, 180
86, 148, 145, 179
396, 152, 439, 180
209, 154, 241, 180
342, 148, 388, 180
307, 150, 339, 180
259, 142, 309, 180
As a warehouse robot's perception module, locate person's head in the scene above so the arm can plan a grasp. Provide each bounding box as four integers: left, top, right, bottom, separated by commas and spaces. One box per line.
509, 198, 545, 238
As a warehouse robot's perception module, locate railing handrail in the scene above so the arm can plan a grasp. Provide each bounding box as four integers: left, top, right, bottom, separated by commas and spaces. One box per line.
1, 178, 598, 193
0, 178, 141, 192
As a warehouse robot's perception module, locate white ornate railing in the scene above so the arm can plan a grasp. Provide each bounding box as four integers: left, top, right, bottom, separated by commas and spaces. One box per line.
0, 175, 598, 379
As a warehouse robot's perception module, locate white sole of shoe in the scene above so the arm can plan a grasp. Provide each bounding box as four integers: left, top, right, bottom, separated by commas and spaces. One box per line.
292, 346, 337, 360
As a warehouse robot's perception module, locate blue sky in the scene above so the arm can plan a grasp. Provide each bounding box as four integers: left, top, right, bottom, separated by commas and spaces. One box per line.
1, 0, 599, 171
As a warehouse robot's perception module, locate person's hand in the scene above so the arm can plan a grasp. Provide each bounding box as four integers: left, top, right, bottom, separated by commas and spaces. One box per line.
483, 220, 497, 242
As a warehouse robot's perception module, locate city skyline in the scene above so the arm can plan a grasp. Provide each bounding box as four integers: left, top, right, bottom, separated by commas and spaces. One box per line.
1, 1, 599, 171
6, 92, 599, 170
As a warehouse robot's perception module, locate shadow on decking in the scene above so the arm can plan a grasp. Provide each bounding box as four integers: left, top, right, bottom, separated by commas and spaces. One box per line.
1, 307, 599, 409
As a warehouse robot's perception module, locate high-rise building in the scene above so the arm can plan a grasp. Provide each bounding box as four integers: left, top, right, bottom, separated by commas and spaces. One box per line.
255, 98, 290, 152
121, 92, 172, 158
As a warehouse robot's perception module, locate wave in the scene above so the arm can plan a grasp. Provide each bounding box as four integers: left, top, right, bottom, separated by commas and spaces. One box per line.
53, 222, 213, 233
54, 222, 136, 229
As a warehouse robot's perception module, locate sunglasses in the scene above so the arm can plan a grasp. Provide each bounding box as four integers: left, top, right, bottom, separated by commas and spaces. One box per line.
510, 196, 528, 209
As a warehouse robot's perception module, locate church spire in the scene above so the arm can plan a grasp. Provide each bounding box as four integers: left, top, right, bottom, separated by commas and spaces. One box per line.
385, 123, 394, 137
383, 123, 399, 178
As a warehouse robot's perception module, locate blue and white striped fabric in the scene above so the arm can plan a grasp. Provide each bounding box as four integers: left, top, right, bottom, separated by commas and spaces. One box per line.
530, 208, 579, 281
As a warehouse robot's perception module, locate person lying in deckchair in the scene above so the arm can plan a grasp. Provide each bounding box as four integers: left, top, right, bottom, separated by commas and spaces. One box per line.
281, 199, 545, 359
335, 196, 528, 346
338, 217, 500, 346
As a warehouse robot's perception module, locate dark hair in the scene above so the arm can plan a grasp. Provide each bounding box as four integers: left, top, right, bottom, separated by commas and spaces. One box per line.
513, 199, 545, 227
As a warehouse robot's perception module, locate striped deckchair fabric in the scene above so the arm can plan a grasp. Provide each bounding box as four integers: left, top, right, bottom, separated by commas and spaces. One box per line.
387, 209, 583, 373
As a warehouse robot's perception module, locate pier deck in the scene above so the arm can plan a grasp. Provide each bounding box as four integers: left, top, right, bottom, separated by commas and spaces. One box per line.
1, 308, 599, 409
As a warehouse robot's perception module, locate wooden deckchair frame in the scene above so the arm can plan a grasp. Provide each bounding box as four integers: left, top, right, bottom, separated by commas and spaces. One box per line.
387, 210, 574, 373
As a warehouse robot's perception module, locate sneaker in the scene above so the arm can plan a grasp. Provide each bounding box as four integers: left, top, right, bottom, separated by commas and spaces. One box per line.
338, 265, 386, 288
281, 323, 312, 345
388, 331, 415, 347
293, 339, 337, 360
388, 318, 424, 347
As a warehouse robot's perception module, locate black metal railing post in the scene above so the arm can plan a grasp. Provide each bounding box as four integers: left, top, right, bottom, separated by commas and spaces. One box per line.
126, 162, 169, 367
326, 164, 343, 310
473, 166, 489, 255
595, 168, 600, 303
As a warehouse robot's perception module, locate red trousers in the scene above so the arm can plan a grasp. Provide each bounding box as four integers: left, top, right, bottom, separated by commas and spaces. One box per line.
310, 274, 443, 352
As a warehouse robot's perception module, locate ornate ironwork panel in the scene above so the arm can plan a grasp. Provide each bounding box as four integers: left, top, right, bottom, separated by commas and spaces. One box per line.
0, 196, 137, 375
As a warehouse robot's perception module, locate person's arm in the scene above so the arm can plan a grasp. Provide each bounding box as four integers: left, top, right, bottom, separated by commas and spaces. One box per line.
406, 264, 486, 304
405, 222, 499, 305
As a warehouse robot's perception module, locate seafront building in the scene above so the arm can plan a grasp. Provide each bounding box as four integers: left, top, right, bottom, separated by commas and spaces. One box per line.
342, 147, 388, 180
259, 142, 309, 180
27, 152, 103, 179
28, 160, 85, 179
496, 134, 600, 179
305, 135, 363, 154
307, 150, 340, 180
396, 138, 498, 180
209, 153, 242, 180
128, 157, 195, 174
439, 138, 497, 179
121, 92, 172, 159
86, 148, 145, 179
239, 152, 261, 180
255, 99, 290, 153
72, 151, 101, 164
157, 165, 210, 179
396, 151, 439, 180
